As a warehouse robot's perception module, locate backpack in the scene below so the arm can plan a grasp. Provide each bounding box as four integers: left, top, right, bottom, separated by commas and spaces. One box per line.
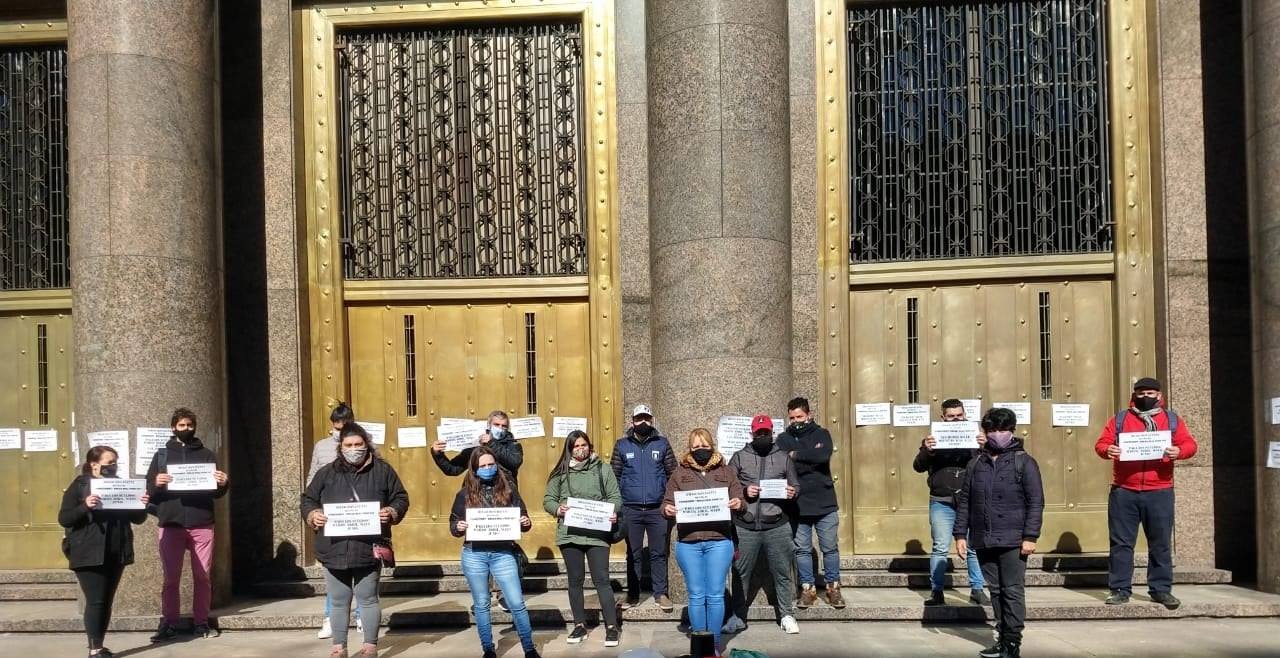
964, 450, 1030, 487
1114, 408, 1180, 434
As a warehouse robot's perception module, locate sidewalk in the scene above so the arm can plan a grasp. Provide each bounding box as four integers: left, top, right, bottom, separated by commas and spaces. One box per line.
4, 618, 1278, 657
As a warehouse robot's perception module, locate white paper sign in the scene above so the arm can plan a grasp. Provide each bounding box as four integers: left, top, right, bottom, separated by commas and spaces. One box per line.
993, 402, 1032, 425
0, 428, 20, 450
135, 428, 171, 474
323, 502, 381, 537
1051, 404, 1091, 427
510, 416, 546, 440
90, 478, 147, 510
893, 404, 931, 427
358, 421, 386, 445
930, 421, 980, 449
1268, 442, 1280, 469
24, 429, 57, 452
441, 417, 475, 426
71, 431, 79, 464
552, 417, 589, 438
716, 416, 753, 455
466, 507, 522, 541
438, 423, 482, 452
854, 403, 892, 426
87, 431, 131, 479
564, 497, 614, 532
1271, 398, 1280, 426
167, 462, 217, 491
1119, 431, 1172, 461
675, 487, 731, 524
758, 479, 789, 500
771, 418, 785, 438
397, 426, 427, 448
961, 399, 983, 421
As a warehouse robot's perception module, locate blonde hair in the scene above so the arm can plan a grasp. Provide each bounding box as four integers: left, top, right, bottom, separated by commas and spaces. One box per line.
687, 427, 716, 451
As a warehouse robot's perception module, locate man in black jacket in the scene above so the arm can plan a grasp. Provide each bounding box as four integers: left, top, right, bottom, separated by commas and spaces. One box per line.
913, 398, 989, 606
955, 407, 1045, 658
144, 407, 229, 642
775, 397, 844, 609
430, 410, 524, 483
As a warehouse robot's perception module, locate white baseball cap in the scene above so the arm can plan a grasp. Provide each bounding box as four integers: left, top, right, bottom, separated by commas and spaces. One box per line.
632, 404, 653, 419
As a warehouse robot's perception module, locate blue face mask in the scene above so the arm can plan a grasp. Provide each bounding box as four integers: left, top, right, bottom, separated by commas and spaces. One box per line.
489, 426, 505, 440
476, 465, 499, 481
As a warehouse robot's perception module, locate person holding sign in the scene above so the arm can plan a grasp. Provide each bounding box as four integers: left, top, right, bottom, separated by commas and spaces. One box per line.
448, 447, 540, 658
143, 408, 229, 642
913, 399, 989, 607
775, 397, 845, 609
307, 403, 364, 640
954, 408, 1045, 658
431, 410, 524, 484
59, 446, 149, 658
610, 404, 678, 611
1093, 377, 1198, 610
302, 423, 410, 658
662, 429, 745, 653
542, 430, 623, 647
724, 415, 800, 635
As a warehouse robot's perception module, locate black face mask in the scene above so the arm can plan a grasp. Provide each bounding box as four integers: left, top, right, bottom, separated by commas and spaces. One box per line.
175, 429, 196, 443
751, 433, 773, 454
1133, 396, 1159, 412
98, 465, 118, 478
790, 420, 809, 434
633, 424, 654, 437
691, 448, 713, 466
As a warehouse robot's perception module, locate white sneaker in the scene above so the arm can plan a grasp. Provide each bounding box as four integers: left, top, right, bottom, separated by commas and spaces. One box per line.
317, 618, 332, 639
355, 616, 364, 633
721, 614, 746, 634
780, 615, 800, 634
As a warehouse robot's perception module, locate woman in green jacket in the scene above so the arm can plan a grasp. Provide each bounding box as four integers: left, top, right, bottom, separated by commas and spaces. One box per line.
543, 430, 622, 647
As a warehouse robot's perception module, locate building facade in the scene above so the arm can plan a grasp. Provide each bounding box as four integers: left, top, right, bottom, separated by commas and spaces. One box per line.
0, 0, 1276, 613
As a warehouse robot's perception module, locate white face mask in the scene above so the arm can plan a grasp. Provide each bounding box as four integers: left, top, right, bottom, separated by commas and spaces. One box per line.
342, 447, 367, 465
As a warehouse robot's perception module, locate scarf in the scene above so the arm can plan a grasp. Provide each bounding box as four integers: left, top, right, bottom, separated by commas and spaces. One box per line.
679, 450, 723, 472
1136, 406, 1162, 431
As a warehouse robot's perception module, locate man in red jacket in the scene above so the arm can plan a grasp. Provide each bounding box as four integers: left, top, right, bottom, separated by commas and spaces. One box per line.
1094, 377, 1197, 609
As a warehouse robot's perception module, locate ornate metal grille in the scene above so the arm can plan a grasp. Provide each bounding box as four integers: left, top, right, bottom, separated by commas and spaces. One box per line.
0, 45, 69, 291
335, 23, 588, 280
848, 1, 1112, 263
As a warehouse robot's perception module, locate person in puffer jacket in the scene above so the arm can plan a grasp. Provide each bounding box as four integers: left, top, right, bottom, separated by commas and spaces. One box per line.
724, 415, 800, 635
955, 407, 1044, 658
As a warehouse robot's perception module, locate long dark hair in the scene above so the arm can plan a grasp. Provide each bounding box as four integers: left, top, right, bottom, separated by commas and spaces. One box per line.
547, 430, 593, 483
463, 446, 513, 507
80, 446, 118, 475
332, 422, 378, 470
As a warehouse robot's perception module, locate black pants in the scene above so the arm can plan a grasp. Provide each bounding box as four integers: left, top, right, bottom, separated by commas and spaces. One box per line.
1108, 485, 1175, 595
624, 506, 671, 598
74, 562, 126, 650
562, 543, 618, 627
977, 546, 1027, 645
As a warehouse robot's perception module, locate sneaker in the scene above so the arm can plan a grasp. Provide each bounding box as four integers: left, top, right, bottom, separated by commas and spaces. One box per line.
328, 647, 348, 658
977, 643, 1004, 658
150, 622, 178, 643
779, 615, 800, 634
96, 649, 115, 658
1105, 590, 1130, 605
655, 594, 673, 612
721, 614, 746, 634
621, 595, 639, 610
797, 584, 818, 609
318, 617, 333, 639
969, 589, 991, 605
356, 644, 378, 657
1003, 640, 1022, 658
482, 650, 497, 658
1151, 591, 1181, 610
194, 623, 220, 638
825, 583, 847, 609
524, 651, 541, 658
924, 590, 946, 607
604, 625, 620, 647
566, 624, 589, 644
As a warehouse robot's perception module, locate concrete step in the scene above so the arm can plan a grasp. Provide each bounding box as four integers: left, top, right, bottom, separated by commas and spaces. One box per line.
253, 567, 1230, 598
0, 570, 76, 584
0, 584, 1275, 632
0, 583, 81, 601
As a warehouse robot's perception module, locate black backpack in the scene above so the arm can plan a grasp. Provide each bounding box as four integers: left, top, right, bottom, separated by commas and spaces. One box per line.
558, 462, 626, 544
964, 450, 1030, 488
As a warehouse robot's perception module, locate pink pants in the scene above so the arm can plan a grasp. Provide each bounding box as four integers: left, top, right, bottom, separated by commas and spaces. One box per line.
159, 525, 215, 625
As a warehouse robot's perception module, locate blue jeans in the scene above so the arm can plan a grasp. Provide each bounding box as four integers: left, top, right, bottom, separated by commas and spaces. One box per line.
929, 499, 984, 591
793, 512, 841, 587
461, 545, 535, 654
674, 539, 734, 647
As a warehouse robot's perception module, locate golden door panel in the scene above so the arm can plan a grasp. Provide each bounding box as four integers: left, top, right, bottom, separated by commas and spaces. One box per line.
848, 280, 1115, 554
347, 301, 590, 562
0, 312, 74, 569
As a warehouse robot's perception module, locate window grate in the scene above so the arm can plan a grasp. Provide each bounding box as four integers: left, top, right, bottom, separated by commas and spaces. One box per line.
1038, 291, 1053, 400
907, 297, 920, 404
403, 314, 417, 417
36, 323, 48, 425
524, 312, 537, 415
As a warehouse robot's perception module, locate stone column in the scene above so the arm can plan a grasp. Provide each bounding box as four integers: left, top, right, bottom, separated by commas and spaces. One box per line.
67, 0, 226, 616
646, 0, 793, 443
1248, 0, 1280, 594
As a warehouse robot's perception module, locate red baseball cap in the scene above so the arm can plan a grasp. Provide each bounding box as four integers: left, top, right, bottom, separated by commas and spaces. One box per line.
751, 415, 773, 433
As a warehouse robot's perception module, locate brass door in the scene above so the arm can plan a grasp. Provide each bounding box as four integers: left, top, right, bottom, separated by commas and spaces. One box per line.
0, 312, 74, 568
346, 301, 591, 561
848, 280, 1115, 554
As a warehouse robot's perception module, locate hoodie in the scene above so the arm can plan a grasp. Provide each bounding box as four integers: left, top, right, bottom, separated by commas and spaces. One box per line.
144, 435, 228, 528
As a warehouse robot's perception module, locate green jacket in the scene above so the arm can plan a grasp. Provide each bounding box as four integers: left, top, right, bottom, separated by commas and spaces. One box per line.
543, 456, 622, 547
